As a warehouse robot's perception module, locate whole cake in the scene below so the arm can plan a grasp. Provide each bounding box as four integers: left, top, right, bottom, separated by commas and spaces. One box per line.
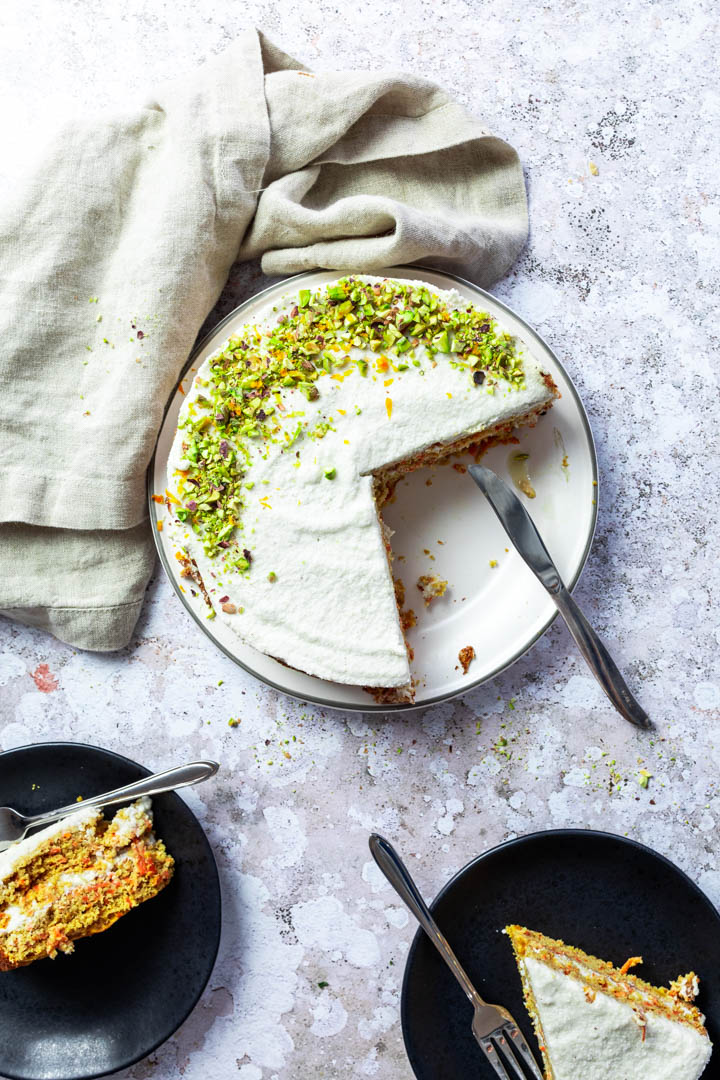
0, 798, 173, 969
166, 275, 558, 700
506, 924, 713, 1080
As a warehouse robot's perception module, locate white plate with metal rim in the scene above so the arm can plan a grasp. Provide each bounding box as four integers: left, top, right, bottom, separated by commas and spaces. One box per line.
149, 265, 597, 712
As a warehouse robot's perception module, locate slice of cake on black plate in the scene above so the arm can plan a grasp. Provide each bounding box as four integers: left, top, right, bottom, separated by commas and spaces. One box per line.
505, 925, 712, 1080
0, 798, 173, 969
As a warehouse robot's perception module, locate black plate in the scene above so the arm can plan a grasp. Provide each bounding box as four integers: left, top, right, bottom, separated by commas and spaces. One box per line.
401, 829, 720, 1078
0, 742, 221, 1080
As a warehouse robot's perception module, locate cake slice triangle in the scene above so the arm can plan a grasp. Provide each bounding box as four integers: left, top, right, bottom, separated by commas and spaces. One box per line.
505, 924, 712, 1080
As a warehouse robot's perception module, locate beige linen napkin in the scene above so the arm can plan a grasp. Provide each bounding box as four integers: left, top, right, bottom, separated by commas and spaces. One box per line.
0, 30, 528, 651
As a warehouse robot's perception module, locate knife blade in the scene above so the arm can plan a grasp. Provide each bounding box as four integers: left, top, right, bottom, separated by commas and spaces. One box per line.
468, 464, 651, 730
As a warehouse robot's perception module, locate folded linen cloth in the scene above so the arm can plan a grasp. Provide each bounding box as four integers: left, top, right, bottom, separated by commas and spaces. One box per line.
0, 30, 528, 651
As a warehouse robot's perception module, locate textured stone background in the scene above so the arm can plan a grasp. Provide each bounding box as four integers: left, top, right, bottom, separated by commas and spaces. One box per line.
1, 1, 719, 1077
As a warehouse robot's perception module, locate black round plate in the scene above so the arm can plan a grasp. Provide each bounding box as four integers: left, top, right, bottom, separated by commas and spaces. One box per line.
401, 829, 720, 1078
0, 742, 221, 1080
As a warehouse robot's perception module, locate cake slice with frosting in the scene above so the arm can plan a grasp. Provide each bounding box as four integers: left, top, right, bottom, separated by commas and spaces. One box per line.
0, 798, 173, 969
506, 924, 712, 1080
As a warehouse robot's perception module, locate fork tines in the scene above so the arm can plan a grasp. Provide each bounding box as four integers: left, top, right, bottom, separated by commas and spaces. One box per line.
480, 1023, 544, 1080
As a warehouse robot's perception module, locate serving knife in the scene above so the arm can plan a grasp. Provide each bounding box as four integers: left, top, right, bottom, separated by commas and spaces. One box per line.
468, 464, 650, 730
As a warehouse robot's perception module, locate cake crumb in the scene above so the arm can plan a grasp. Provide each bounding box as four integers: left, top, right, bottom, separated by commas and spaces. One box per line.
458, 646, 476, 675
669, 973, 700, 1002
417, 574, 448, 606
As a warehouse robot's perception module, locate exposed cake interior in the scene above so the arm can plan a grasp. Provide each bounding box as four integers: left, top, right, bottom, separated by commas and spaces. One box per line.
366, 398, 556, 702
0, 798, 174, 970
505, 924, 712, 1080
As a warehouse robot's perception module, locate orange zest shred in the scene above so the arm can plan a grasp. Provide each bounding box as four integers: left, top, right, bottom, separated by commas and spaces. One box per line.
385, 397, 393, 419
620, 956, 643, 975
156, 520, 163, 532
177, 382, 185, 395
164, 489, 180, 505
151, 494, 164, 504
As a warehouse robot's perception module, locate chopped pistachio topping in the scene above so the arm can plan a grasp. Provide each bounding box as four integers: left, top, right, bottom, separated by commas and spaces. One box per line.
173, 277, 524, 576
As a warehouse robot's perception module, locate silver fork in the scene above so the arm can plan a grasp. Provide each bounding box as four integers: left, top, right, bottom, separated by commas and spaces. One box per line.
0, 760, 219, 850
369, 834, 544, 1080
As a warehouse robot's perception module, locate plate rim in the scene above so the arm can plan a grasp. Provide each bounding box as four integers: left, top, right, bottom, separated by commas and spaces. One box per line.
148, 264, 599, 714
0, 740, 222, 1080
400, 827, 720, 1076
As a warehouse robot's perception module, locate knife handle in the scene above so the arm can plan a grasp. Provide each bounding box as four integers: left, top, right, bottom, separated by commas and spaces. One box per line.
553, 587, 650, 729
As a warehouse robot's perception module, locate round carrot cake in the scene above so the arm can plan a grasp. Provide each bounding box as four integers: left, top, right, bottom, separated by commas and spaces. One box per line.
165, 275, 558, 700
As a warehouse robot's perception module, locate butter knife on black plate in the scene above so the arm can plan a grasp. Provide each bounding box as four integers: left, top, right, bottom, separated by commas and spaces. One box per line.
469, 465, 650, 730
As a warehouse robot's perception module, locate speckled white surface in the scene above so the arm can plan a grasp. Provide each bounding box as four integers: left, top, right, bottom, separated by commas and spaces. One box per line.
1, 2, 719, 1078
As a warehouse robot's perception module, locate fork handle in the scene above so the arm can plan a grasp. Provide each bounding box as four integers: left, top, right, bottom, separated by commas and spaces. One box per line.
369, 834, 484, 1008
25, 760, 219, 827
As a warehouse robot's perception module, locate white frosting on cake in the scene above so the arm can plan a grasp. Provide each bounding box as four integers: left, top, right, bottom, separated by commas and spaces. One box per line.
1, 901, 51, 933
0, 805, 100, 884
167, 275, 556, 688
103, 795, 152, 846
523, 956, 712, 1080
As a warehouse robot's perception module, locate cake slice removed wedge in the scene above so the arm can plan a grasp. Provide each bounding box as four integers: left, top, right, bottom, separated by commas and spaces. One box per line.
505, 924, 712, 1080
